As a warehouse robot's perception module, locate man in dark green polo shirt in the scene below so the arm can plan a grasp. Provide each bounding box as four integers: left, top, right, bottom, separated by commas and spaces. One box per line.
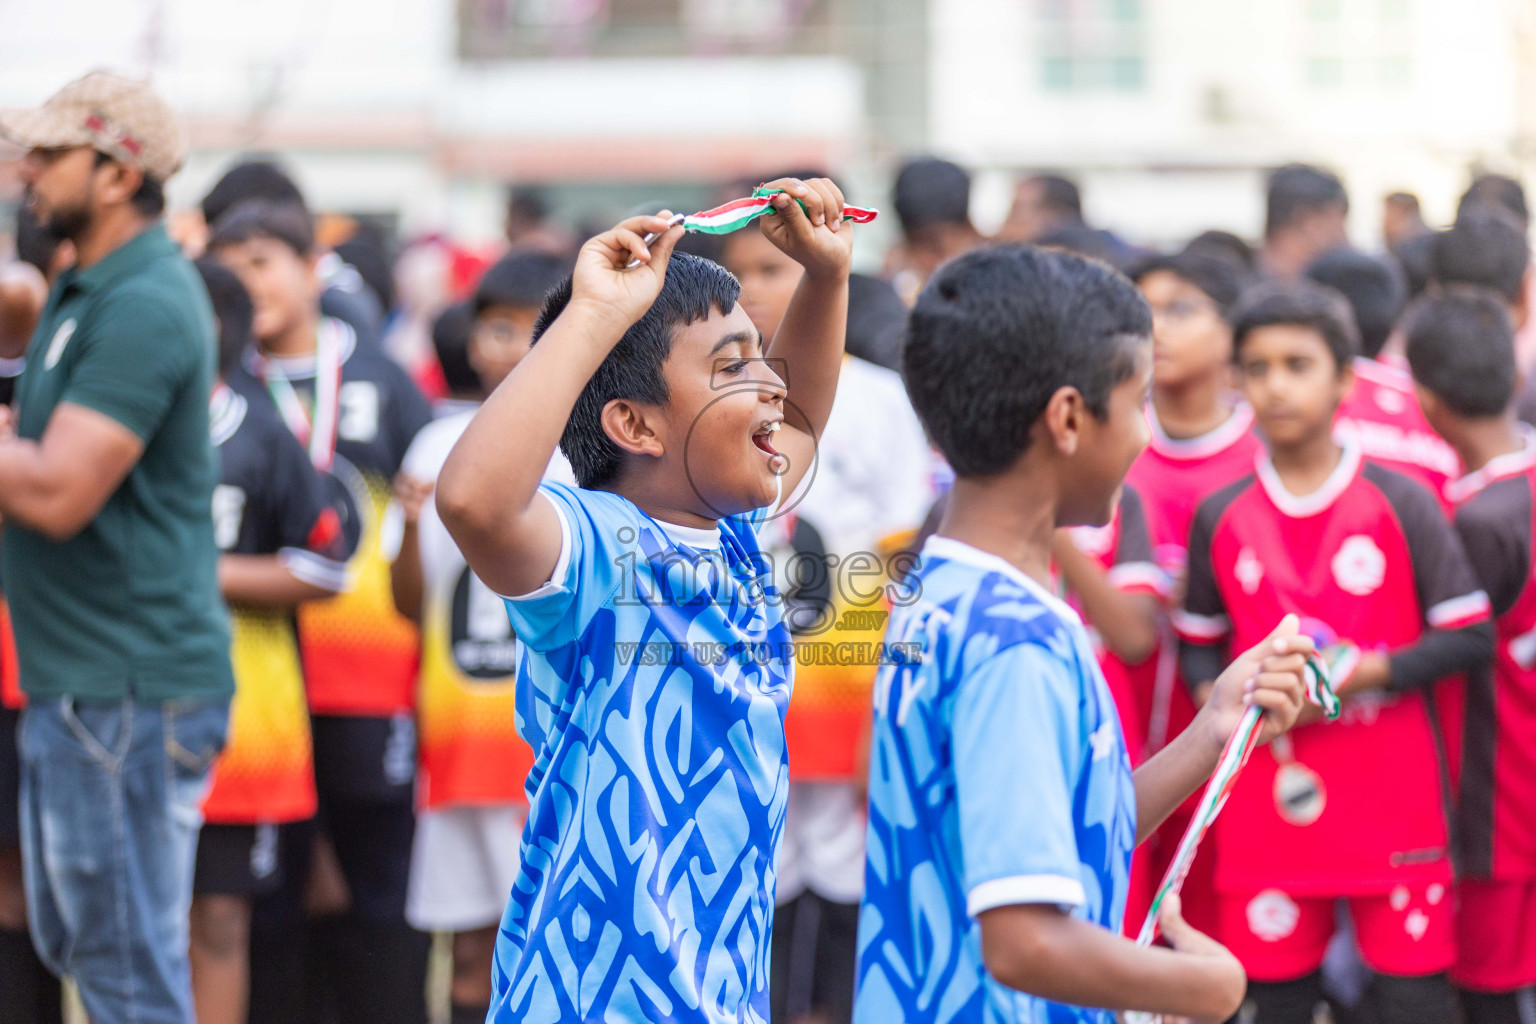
0, 71, 232, 1024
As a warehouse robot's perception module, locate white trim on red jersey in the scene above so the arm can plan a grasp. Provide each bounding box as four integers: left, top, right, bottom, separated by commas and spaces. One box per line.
1147, 401, 1255, 461
1445, 425, 1536, 506
1254, 438, 1364, 519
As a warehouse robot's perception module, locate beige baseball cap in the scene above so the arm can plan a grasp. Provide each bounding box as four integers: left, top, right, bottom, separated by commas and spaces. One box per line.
0, 70, 185, 182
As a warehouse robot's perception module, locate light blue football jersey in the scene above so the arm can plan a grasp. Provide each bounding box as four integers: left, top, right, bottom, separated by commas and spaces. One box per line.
491, 481, 792, 1024
854, 536, 1137, 1024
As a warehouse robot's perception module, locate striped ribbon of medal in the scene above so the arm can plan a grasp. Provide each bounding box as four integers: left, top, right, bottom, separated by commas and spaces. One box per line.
258, 318, 344, 472
1124, 649, 1344, 1024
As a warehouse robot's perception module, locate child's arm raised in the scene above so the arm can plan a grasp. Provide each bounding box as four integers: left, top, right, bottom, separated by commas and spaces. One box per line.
755, 177, 854, 504
436, 214, 685, 598
980, 895, 1244, 1023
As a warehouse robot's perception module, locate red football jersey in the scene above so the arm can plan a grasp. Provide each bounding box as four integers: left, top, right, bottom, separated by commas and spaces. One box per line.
1125, 403, 1264, 752
1066, 484, 1167, 766
1337, 357, 1460, 510
1178, 442, 1491, 895
1448, 428, 1536, 880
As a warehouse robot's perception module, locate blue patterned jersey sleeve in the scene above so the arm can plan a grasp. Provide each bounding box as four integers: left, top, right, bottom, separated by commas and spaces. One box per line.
502, 482, 627, 652
954, 642, 1088, 916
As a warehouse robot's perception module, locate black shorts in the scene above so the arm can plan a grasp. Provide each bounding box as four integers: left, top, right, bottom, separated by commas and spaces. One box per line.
772, 890, 859, 1024
195, 821, 306, 897
0, 705, 20, 850
311, 714, 416, 805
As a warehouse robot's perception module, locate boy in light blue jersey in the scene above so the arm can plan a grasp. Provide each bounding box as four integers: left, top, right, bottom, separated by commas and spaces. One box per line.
854, 245, 1316, 1024
436, 179, 855, 1024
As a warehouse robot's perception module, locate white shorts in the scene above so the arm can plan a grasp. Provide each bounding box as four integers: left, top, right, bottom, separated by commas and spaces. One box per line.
405, 803, 525, 933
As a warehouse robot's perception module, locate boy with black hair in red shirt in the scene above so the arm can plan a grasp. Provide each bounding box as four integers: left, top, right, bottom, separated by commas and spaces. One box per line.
1406, 289, 1536, 1024
1179, 279, 1495, 1024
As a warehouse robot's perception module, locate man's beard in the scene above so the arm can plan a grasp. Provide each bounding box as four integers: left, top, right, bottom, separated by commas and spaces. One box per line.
26, 189, 91, 244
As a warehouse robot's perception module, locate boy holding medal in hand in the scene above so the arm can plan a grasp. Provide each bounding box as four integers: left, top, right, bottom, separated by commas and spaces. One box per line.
1178, 280, 1495, 1024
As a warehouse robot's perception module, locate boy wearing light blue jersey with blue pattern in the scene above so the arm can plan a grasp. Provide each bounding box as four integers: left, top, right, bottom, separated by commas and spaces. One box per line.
436, 179, 856, 1024
854, 245, 1317, 1024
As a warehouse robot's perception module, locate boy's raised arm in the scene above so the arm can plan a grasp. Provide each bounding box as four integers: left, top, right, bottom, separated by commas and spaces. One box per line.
435, 214, 685, 598
756, 177, 855, 504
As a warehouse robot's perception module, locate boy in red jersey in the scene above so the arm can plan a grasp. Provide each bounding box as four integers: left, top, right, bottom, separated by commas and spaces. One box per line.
1306, 248, 1460, 504
1406, 290, 1536, 1024
1057, 483, 1166, 929
1179, 279, 1495, 1024
1126, 249, 1260, 933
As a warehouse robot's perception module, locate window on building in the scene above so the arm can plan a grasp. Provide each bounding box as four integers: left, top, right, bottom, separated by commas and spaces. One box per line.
1307, 55, 1344, 88
1037, 0, 1147, 93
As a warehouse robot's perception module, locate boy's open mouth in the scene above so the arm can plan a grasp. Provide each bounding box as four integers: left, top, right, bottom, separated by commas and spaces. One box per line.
752, 419, 782, 457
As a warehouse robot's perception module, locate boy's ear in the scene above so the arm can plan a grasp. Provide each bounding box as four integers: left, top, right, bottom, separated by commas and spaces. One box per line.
599, 398, 666, 460
1040, 385, 1085, 457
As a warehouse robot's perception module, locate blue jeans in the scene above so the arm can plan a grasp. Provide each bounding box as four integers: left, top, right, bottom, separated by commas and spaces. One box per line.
17, 697, 228, 1024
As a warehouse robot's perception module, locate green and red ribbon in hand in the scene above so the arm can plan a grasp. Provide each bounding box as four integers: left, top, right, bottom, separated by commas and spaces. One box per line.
1133, 649, 1344, 945
681, 186, 879, 235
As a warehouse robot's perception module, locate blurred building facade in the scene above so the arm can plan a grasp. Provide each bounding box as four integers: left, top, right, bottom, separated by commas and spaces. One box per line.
0, 0, 1533, 249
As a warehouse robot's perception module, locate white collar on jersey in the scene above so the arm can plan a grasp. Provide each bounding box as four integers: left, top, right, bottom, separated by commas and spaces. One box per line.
242, 317, 358, 380
1255, 435, 1364, 518
1444, 424, 1536, 506
648, 518, 723, 550
1146, 400, 1255, 460
209, 384, 248, 447
920, 534, 1082, 626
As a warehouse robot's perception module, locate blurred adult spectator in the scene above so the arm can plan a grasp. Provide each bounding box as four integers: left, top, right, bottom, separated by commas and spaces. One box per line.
998, 173, 1083, 243
502, 186, 575, 257
1260, 162, 1350, 279
885, 157, 984, 301
0, 70, 233, 1024
1383, 191, 1429, 251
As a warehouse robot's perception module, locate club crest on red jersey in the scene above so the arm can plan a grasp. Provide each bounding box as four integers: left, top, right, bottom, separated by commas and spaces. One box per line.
1236, 547, 1264, 595
1332, 535, 1387, 596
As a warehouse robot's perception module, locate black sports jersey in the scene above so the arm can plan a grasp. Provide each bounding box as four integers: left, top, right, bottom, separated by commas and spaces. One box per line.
229, 317, 433, 716
207, 383, 345, 824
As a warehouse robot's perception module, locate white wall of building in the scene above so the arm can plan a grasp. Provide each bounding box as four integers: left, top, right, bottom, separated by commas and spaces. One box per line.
931, 0, 1532, 248
0, 0, 868, 242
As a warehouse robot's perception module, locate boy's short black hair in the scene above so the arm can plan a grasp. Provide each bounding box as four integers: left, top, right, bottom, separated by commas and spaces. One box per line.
1431, 210, 1530, 304
1404, 289, 1516, 417
1265, 163, 1348, 237
894, 157, 971, 235
1184, 229, 1257, 272
194, 257, 255, 378
202, 160, 307, 226
1230, 279, 1360, 371
474, 250, 569, 316
902, 244, 1150, 478
1130, 250, 1250, 314
1458, 173, 1529, 228
1394, 231, 1436, 299
531, 252, 742, 489
1304, 248, 1406, 359
432, 300, 479, 395
209, 199, 316, 258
